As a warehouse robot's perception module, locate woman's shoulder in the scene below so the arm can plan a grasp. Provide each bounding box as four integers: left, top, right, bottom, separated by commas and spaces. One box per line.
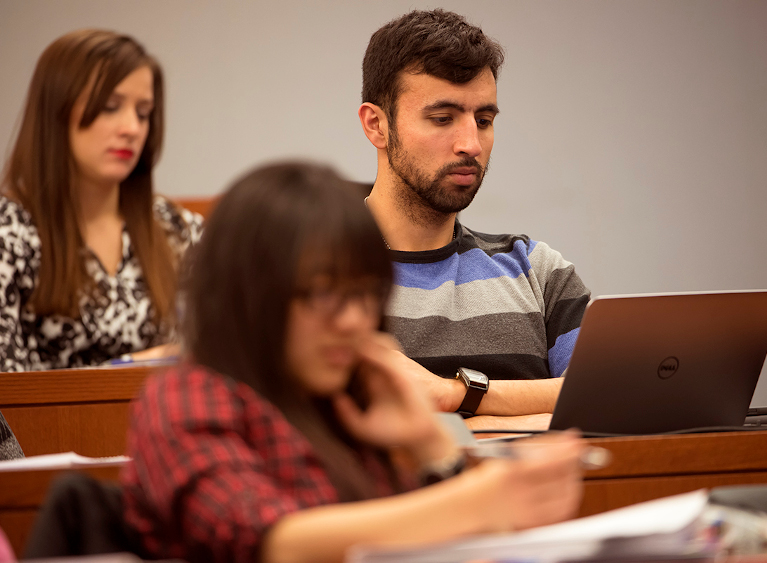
0, 194, 41, 253
0, 195, 35, 229
138, 362, 288, 433
152, 195, 204, 247
141, 362, 266, 411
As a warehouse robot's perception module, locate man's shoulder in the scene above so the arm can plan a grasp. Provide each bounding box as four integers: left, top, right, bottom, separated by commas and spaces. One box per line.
459, 224, 532, 256
461, 226, 572, 264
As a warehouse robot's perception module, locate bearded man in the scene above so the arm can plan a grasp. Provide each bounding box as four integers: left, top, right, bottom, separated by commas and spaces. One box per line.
358, 9, 591, 430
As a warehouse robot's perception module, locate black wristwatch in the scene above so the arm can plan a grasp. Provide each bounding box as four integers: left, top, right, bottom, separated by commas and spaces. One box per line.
455, 367, 489, 417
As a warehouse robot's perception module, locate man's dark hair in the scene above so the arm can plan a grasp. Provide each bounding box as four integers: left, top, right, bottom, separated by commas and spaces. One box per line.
362, 9, 504, 121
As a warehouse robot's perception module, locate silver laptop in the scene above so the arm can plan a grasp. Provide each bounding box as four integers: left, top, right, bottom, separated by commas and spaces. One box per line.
549, 290, 767, 434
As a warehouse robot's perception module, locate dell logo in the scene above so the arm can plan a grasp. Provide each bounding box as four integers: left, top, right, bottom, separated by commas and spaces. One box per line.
657, 356, 680, 379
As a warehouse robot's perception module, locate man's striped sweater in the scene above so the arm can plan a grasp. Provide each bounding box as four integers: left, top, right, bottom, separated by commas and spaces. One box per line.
385, 221, 590, 381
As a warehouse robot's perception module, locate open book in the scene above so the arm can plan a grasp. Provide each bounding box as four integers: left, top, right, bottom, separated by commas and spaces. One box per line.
0, 452, 129, 472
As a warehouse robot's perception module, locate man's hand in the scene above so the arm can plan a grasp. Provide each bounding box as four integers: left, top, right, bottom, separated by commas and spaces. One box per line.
383, 349, 564, 416
371, 339, 564, 417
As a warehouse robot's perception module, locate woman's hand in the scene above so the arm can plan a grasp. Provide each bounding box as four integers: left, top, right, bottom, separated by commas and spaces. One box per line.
463, 431, 585, 532
385, 349, 465, 412
128, 343, 180, 361
332, 332, 457, 465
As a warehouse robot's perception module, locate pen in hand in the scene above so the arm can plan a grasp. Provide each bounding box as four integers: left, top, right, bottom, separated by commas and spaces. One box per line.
463, 443, 612, 470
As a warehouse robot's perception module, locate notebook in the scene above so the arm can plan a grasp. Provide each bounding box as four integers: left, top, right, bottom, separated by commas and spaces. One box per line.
549, 290, 767, 434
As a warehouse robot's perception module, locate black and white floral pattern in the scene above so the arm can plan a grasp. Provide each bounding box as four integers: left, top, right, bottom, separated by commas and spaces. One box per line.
0, 195, 203, 372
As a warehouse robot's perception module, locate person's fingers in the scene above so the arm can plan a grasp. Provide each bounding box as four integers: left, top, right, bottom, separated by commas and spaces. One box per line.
358, 332, 398, 362
332, 392, 366, 434
509, 433, 585, 475
514, 428, 582, 450
365, 331, 403, 352
517, 468, 582, 514
474, 448, 585, 531
532, 474, 583, 520
358, 345, 422, 405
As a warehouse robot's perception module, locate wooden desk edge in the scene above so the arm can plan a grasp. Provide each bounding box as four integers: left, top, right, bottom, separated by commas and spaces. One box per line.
0, 365, 161, 406
585, 430, 767, 478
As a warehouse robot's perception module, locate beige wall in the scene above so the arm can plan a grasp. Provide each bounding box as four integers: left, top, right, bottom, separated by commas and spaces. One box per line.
1, 0, 766, 299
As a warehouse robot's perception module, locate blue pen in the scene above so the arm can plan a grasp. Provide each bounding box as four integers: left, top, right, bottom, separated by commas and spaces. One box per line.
109, 355, 179, 367
110, 354, 134, 366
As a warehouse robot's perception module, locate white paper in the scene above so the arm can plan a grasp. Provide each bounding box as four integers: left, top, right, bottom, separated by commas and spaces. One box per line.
348, 490, 710, 563
0, 451, 130, 472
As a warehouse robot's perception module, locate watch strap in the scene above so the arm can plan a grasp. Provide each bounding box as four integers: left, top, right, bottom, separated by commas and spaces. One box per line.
457, 386, 486, 417
456, 368, 489, 417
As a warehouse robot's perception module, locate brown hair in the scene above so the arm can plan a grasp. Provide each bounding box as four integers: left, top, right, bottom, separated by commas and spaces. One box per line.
1, 29, 176, 320
185, 161, 396, 501
362, 9, 505, 123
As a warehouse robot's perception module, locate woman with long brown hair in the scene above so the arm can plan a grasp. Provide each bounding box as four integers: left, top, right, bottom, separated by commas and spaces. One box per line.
122, 161, 585, 563
0, 29, 202, 372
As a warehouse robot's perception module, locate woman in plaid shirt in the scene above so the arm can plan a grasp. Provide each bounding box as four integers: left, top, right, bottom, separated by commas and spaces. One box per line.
121, 162, 585, 563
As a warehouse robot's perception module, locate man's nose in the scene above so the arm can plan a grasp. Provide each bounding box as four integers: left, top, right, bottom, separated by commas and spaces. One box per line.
453, 118, 482, 158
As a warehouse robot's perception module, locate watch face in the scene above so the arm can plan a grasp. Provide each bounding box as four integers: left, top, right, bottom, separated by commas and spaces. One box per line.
458, 367, 489, 387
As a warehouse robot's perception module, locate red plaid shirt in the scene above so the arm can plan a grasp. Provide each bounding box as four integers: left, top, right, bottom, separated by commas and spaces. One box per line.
122, 363, 397, 563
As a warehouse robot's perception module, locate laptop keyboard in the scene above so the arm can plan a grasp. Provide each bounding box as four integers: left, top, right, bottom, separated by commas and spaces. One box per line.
744, 407, 767, 426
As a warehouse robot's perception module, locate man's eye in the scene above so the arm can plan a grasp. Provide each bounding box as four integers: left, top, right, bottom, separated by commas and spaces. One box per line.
477, 118, 493, 129
432, 116, 452, 125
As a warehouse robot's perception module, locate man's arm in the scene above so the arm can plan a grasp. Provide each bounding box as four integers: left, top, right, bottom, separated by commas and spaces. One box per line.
389, 350, 562, 416
463, 413, 553, 432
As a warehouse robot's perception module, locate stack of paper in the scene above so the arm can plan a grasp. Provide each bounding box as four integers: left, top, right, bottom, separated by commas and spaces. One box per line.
348, 490, 713, 563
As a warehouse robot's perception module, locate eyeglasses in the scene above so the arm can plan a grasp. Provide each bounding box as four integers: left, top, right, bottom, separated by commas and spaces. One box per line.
294, 283, 388, 318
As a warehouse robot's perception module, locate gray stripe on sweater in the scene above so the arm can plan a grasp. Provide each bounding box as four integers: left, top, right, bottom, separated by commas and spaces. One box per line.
387, 275, 543, 321
386, 311, 548, 359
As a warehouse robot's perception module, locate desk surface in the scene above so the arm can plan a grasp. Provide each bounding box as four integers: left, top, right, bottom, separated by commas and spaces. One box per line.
1, 366, 766, 553
581, 430, 767, 516
0, 365, 154, 406
0, 366, 157, 458
0, 428, 766, 557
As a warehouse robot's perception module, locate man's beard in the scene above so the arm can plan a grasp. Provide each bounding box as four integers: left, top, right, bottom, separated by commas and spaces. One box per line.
386, 127, 488, 215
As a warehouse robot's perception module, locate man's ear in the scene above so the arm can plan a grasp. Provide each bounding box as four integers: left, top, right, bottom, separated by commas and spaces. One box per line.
358, 103, 389, 150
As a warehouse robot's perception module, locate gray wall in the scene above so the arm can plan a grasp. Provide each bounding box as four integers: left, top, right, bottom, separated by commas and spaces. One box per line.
1, 0, 766, 299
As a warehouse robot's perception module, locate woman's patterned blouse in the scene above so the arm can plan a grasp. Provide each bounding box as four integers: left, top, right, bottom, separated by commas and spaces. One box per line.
0, 195, 203, 372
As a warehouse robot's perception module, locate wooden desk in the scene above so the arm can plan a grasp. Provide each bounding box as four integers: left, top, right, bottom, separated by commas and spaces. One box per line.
1, 429, 766, 558
0, 366, 156, 457
174, 196, 218, 219
0, 369, 765, 556
0, 466, 121, 557
581, 430, 767, 516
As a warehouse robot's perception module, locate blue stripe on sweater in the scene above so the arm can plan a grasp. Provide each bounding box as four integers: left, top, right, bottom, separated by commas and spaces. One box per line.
548, 327, 580, 378
394, 239, 539, 290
